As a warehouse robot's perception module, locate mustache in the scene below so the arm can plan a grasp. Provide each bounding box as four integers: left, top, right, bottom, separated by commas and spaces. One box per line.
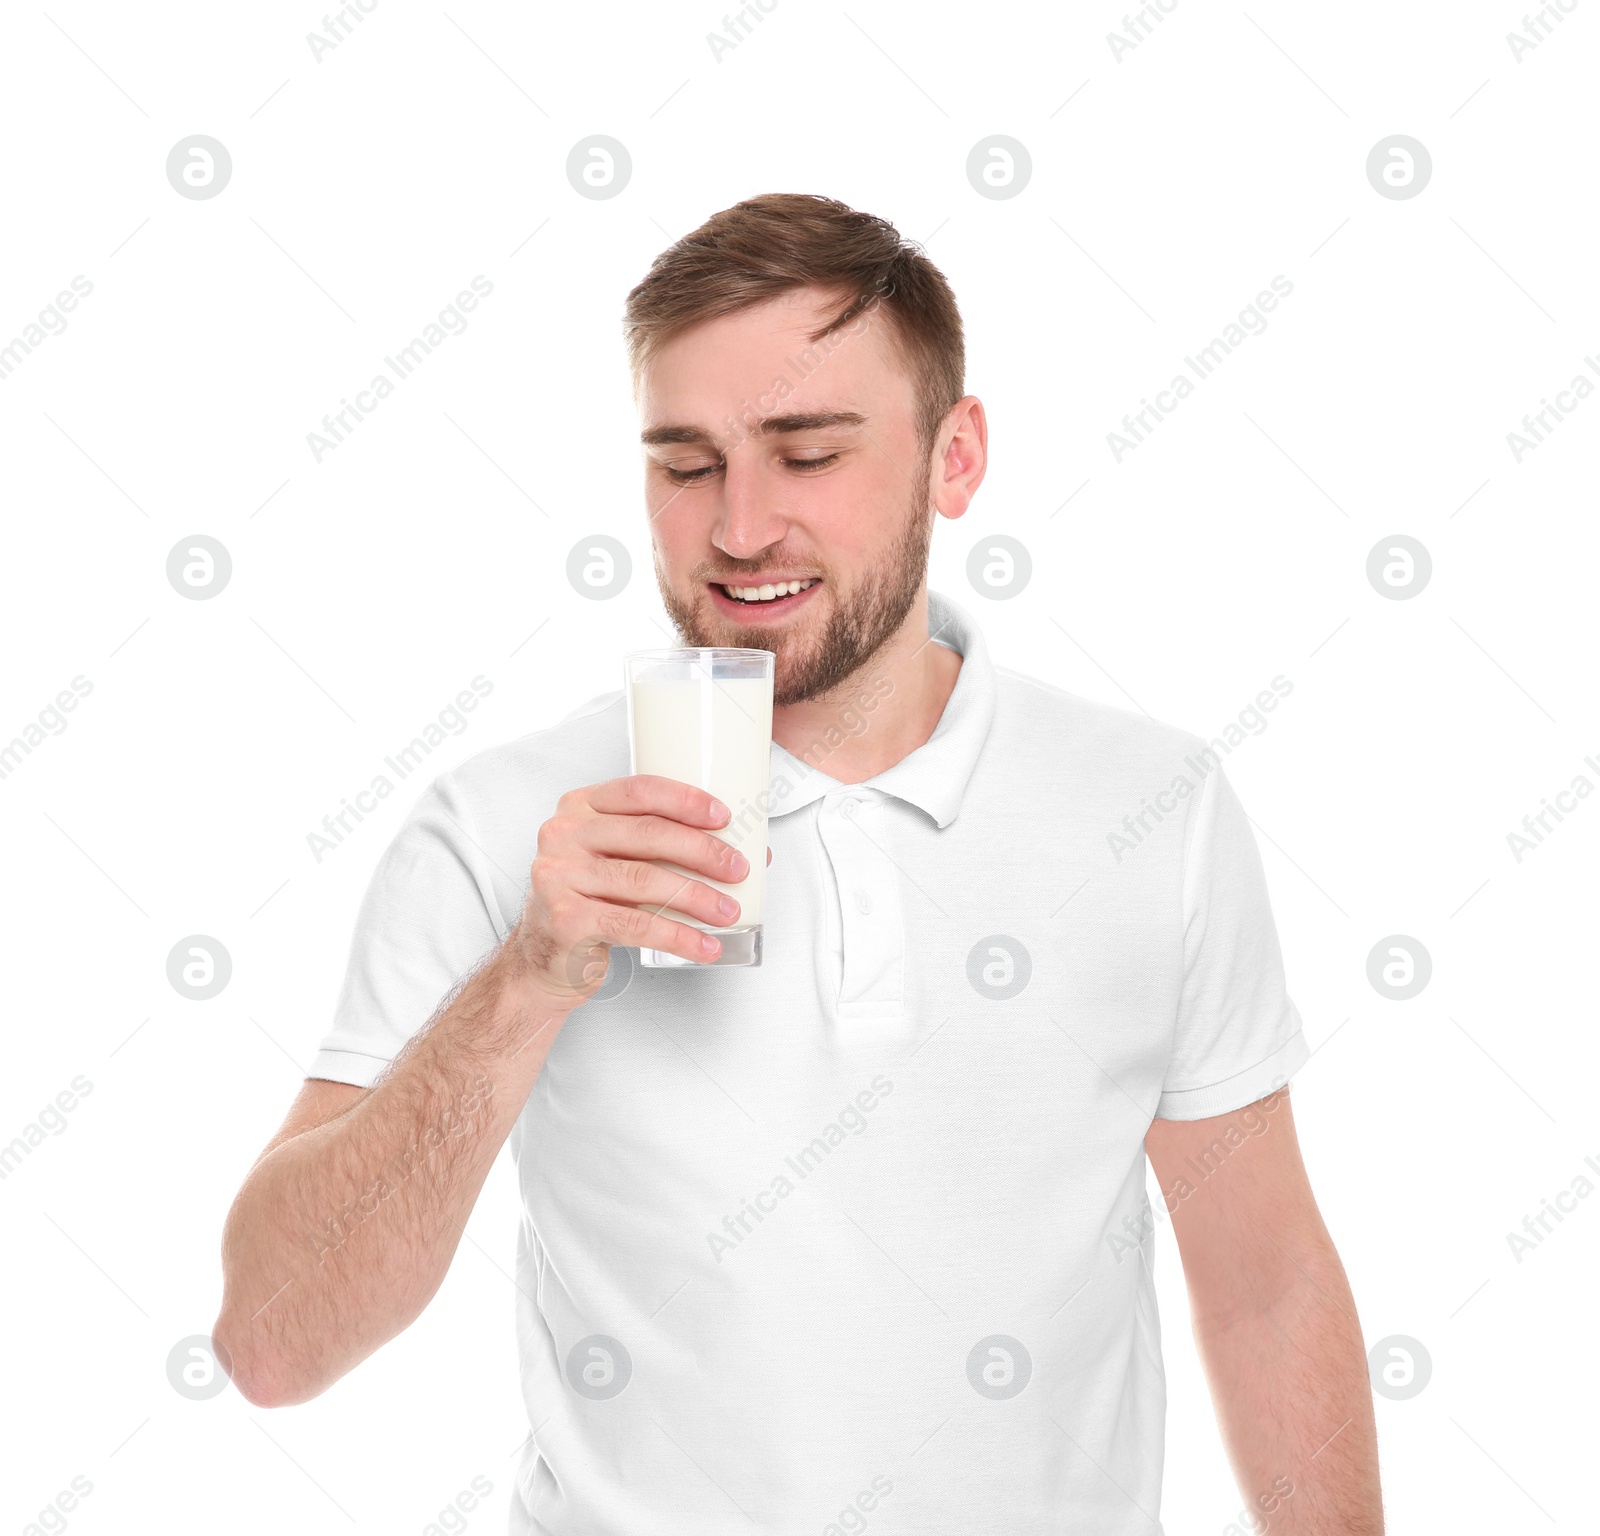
701, 568, 824, 583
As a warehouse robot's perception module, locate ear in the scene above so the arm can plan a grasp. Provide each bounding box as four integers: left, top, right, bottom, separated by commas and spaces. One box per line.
931, 395, 988, 522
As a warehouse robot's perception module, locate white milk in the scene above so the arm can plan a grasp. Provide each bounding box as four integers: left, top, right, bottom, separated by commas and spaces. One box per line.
628, 674, 774, 930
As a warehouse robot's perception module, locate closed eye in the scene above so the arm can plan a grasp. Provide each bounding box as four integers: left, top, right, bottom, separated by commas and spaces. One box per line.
662, 454, 840, 485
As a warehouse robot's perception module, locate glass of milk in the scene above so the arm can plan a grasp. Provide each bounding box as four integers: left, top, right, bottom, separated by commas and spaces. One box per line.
624, 647, 775, 967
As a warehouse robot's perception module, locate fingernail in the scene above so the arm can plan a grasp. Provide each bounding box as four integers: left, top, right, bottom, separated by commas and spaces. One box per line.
709, 798, 730, 822
701, 932, 721, 955
717, 895, 738, 920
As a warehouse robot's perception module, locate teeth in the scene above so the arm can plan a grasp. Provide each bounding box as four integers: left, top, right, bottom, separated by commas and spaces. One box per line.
722, 578, 817, 603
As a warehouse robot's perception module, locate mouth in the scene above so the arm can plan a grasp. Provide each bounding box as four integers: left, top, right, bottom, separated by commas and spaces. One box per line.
707, 576, 822, 620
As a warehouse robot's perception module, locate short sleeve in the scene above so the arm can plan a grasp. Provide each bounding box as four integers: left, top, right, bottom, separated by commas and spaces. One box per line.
309, 773, 508, 1088
1155, 762, 1310, 1121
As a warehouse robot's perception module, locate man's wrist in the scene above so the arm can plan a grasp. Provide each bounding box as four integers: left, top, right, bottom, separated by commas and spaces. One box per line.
500, 917, 615, 1016
494, 940, 583, 1039
427, 936, 576, 1072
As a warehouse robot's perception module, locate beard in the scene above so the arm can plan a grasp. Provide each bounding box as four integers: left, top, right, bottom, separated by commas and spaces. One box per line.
656, 469, 934, 708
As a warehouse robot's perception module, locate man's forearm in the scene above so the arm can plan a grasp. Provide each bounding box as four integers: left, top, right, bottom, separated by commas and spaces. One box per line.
1193, 1243, 1382, 1534
214, 939, 573, 1407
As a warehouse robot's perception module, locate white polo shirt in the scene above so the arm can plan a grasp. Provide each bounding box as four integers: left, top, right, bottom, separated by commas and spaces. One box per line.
313, 587, 1309, 1535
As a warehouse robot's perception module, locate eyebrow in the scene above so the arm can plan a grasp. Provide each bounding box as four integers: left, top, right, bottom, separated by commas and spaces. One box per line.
640, 410, 868, 448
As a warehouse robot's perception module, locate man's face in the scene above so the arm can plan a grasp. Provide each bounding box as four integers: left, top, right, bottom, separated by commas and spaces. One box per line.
638, 285, 937, 707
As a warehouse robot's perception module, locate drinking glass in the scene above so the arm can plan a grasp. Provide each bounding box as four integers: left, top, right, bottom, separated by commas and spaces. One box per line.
624, 647, 775, 967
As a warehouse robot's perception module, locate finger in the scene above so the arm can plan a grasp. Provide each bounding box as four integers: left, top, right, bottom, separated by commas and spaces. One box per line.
570, 855, 741, 930
587, 774, 731, 829
581, 810, 750, 883
576, 893, 728, 965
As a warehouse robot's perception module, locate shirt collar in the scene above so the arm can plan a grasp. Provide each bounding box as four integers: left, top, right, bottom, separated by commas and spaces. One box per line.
767, 586, 995, 829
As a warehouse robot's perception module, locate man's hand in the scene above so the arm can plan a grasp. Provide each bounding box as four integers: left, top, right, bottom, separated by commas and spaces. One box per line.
1145, 1090, 1383, 1533
510, 773, 761, 996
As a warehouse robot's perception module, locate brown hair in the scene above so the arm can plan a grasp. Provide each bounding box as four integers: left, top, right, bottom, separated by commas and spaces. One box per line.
622, 192, 965, 460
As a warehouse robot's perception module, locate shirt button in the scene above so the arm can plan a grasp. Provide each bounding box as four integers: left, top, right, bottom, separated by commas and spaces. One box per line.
841, 799, 858, 820
854, 888, 873, 914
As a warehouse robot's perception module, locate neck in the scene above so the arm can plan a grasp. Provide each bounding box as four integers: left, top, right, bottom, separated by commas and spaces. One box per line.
771, 590, 963, 785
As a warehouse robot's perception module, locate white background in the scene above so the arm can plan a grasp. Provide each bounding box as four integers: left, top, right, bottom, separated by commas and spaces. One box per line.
2, 1, 1596, 1531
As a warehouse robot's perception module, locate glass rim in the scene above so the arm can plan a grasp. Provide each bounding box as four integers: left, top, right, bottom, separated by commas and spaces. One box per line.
625, 646, 775, 663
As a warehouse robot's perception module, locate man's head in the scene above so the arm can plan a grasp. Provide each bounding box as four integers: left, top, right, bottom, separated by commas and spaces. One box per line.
624, 193, 984, 707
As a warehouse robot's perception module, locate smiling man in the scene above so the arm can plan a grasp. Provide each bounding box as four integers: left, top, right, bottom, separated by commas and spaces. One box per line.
215, 193, 1382, 1534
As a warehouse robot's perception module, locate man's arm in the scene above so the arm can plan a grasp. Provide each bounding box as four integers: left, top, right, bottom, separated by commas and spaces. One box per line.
213, 774, 754, 1408
213, 942, 574, 1407
1144, 1088, 1383, 1534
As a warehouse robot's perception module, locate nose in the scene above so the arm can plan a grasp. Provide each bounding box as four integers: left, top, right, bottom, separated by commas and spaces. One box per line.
712, 451, 791, 562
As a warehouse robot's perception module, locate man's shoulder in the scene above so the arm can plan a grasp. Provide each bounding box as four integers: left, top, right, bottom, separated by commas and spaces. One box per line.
990, 663, 1208, 774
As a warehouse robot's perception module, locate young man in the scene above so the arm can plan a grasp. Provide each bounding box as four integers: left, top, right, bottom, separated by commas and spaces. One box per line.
215, 193, 1382, 1533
